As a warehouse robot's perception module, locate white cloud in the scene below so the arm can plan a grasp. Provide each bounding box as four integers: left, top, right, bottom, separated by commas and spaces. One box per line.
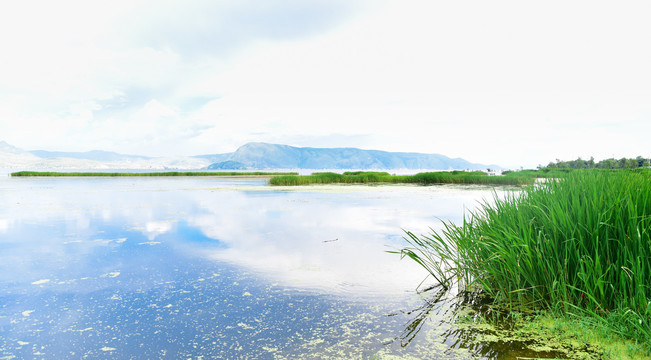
1, 0, 650, 166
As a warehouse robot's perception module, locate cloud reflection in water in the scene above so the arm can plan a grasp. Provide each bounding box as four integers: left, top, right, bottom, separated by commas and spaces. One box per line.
0, 178, 506, 297
178, 184, 507, 297
0, 176, 515, 358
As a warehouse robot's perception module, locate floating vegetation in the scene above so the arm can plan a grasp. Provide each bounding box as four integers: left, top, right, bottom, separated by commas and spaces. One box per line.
396, 170, 651, 352
10, 171, 297, 177
378, 285, 614, 359
269, 171, 532, 186
30, 279, 50, 285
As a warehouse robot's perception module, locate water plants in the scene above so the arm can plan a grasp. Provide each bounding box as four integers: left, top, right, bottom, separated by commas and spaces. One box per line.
269, 171, 532, 186
397, 170, 651, 349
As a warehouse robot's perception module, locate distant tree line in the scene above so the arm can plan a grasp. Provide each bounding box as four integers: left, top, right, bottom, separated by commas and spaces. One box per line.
540, 156, 650, 170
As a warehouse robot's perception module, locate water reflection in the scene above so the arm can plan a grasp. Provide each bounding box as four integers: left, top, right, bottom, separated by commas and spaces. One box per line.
390, 287, 452, 347
0, 218, 9, 233
144, 220, 174, 240
0, 176, 517, 358
389, 285, 598, 359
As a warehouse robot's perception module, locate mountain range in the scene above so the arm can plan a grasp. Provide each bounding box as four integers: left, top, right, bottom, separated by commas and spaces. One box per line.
204, 143, 497, 170
0, 141, 498, 170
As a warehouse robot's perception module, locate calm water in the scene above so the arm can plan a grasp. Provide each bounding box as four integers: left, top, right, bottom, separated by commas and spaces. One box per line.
0, 174, 508, 359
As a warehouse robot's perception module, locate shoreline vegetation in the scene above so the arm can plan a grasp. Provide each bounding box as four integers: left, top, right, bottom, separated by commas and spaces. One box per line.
269, 171, 534, 186
396, 169, 651, 358
10, 171, 298, 177
267, 168, 645, 186
12, 168, 648, 187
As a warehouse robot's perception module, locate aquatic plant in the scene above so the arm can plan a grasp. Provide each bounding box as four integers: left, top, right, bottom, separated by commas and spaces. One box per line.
341, 171, 391, 176
398, 170, 651, 346
269, 171, 532, 186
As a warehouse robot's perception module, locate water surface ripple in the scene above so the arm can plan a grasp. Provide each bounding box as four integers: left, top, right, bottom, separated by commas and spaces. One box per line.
0, 175, 509, 359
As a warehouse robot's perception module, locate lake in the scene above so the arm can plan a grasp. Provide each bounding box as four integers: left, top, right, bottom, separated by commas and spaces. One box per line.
0, 174, 508, 359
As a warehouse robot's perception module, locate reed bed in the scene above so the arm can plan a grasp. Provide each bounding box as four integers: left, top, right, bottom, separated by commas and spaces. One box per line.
398, 170, 651, 345
11, 171, 297, 177
269, 171, 532, 186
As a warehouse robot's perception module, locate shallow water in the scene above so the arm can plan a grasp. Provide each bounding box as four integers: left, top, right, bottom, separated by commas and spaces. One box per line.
0, 174, 518, 359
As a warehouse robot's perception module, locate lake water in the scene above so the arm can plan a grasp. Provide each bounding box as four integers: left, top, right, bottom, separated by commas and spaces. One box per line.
0, 174, 509, 359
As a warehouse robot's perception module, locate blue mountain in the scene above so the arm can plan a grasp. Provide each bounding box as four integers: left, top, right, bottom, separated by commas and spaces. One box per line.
0, 140, 498, 170
30, 149, 150, 162
203, 143, 497, 170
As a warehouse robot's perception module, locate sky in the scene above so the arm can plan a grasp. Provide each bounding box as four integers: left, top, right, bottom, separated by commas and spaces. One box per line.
0, 0, 650, 168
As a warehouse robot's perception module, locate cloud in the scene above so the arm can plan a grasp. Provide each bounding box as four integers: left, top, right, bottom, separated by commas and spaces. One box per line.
1, 0, 650, 166
0, 0, 367, 154
119, 0, 361, 58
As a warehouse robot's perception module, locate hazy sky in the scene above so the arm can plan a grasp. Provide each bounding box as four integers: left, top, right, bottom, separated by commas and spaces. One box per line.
1, 0, 650, 168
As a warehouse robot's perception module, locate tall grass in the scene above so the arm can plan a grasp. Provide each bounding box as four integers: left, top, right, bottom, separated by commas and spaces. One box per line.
397, 170, 651, 345
269, 171, 532, 186
11, 171, 297, 177
270, 172, 390, 185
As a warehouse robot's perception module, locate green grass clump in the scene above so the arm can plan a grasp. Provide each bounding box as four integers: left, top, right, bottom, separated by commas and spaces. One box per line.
269, 171, 532, 186
342, 171, 391, 176
11, 171, 297, 177
405, 172, 526, 185
269, 172, 386, 185
397, 170, 651, 346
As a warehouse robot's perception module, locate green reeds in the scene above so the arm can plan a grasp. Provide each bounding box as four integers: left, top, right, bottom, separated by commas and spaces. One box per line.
397, 170, 651, 345
11, 171, 297, 177
269, 171, 532, 186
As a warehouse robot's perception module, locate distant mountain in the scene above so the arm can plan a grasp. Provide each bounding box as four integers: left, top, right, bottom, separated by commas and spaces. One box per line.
0, 140, 41, 168
205, 142, 496, 170
205, 160, 250, 170
192, 153, 231, 163
0, 140, 32, 155
0, 140, 498, 170
0, 141, 210, 170
30, 149, 150, 162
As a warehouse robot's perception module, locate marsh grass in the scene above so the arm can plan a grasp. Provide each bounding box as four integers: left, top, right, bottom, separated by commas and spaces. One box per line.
269, 171, 532, 186
397, 170, 651, 347
11, 171, 297, 177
